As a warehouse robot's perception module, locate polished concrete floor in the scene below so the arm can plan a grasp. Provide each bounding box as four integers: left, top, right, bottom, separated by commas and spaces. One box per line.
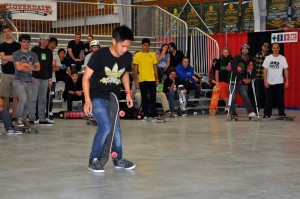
1, 109, 300, 199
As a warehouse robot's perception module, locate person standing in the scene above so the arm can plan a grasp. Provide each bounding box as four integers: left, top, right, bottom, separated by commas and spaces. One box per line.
263, 43, 289, 119
83, 25, 135, 173
12, 34, 40, 126
29, 34, 53, 126
215, 48, 233, 113
0, 25, 21, 121
133, 38, 159, 119
228, 43, 256, 118
254, 43, 270, 112
46, 37, 61, 123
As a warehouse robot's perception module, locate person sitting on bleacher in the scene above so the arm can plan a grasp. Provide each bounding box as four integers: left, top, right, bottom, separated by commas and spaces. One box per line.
64, 70, 84, 111
176, 56, 201, 99
163, 70, 181, 114
56, 48, 71, 83
83, 40, 100, 67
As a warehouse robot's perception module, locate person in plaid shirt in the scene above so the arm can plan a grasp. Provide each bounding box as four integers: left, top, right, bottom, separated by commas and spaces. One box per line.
254, 43, 270, 112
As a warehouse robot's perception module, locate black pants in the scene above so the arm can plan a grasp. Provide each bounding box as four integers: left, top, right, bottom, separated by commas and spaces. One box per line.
46, 82, 56, 117
264, 83, 285, 117
180, 78, 201, 98
255, 79, 266, 110
66, 94, 84, 111
139, 81, 157, 117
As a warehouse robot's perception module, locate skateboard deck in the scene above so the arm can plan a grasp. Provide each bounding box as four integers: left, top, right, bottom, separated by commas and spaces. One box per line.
98, 92, 119, 167
15, 125, 38, 133
209, 86, 220, 116
275, 116, 296, 121
178, 85, 188, 115
86, 117, 97, 125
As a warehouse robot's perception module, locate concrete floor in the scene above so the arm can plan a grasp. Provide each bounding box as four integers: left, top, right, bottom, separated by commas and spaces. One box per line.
0, 109, 300, 199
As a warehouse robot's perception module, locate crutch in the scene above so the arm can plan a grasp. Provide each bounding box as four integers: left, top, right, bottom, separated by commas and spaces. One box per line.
251, 80, 259, 119
227, 76, 237, 120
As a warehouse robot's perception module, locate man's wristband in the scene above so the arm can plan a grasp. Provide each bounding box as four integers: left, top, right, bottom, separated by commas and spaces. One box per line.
125, 90, 132, 95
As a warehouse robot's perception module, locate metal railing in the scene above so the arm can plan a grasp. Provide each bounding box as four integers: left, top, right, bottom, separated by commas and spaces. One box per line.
190, 27, 219, 74
11, 1, 188, 54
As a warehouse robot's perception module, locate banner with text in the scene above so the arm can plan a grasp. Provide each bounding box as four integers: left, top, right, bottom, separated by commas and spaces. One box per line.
222, 1, 240, 33
267, 0, 288, 30
241, 1, 254, 32
202, 2, 220, 34
292, 0, 300, 28
182, 4, 201, 31
0, 1, 57, 21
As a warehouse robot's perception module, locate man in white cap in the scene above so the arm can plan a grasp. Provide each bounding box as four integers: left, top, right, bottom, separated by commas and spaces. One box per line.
28, 34, 53, 126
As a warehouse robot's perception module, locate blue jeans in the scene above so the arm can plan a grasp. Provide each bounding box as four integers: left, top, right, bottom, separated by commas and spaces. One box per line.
229, 82, 254, 115
0, 107, 12, 130
90, 98, 123, 160
166, 92, 179, 112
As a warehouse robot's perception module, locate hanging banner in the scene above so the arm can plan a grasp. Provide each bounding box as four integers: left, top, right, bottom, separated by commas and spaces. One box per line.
291, 0, 300, 28
241, 1, 254, 32
266, 0, 288, 30
0, 1, 57, 21
222, 1, 240, 33
168, 6, 183, 36
202, 2, 220, 34
182, 4, 201, 31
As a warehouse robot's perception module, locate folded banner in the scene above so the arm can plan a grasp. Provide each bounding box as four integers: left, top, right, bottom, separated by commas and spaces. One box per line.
0, 1, 57, 21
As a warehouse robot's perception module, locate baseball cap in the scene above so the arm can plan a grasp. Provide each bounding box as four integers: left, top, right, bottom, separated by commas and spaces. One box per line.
39, 34, 49, 39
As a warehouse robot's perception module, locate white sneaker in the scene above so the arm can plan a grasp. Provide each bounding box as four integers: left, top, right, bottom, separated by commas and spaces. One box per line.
46, 118, 55, 124
34, 119, 39, 124
248, 112, 256, 117
7, 129, 22, 135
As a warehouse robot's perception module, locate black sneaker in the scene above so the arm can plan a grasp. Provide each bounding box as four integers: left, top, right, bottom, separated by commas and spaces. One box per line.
29, 121, 34, 125
39, 120, 53, 126
113, 158, 135, 170
88, 158, 104, 173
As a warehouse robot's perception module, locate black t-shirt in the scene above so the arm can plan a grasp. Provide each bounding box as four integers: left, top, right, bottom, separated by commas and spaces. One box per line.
215, 56, 232, 82
88, 47, 132, 100
66, 40, 85, 59
84, 42, 90, 56
31, 46, 53, 79
170, 50, 184, 67
56, 58, 70, 77
163, 77, 180, 93
0, 41, 21, 74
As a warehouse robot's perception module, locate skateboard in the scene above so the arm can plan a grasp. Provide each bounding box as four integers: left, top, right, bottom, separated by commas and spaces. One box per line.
15, 124, 38, 133
178, 85, 188, 116
145, 116, 168, 123
209, 85, 220, 116
86, 117, 97, 125
98, 92, 119, 167
59, 111, 85, 119
275, 116, 296, 121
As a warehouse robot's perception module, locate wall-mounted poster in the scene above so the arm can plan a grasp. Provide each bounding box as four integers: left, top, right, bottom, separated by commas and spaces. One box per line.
291, 0, 300, 28
222, 1, 240, 33
267, 0, 289, 30
202, 2, 220, 34
241, 1, 254, 32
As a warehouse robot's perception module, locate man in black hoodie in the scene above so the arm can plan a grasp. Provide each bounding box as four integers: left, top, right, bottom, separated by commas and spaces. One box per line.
228, 43, 256, 119
28, 34, 53, 126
